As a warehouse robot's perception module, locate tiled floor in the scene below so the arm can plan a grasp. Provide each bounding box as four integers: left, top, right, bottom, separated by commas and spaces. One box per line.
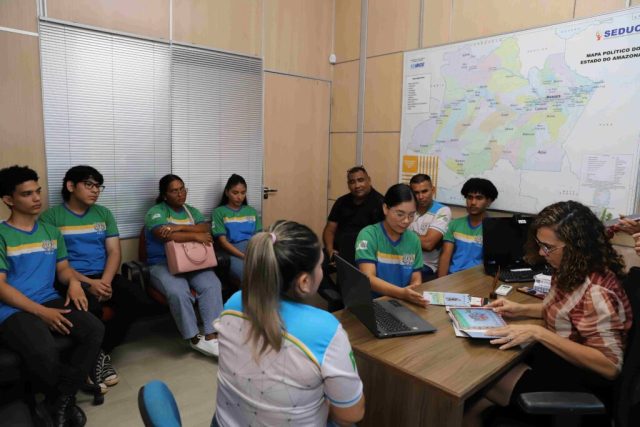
77, 315, 219, 427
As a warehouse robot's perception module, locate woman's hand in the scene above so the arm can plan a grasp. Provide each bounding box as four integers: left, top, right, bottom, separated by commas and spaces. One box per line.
402, 285, 428, 307
37, 306, 73, 335
487, 298, 525, 318
158, 225, 175, 239
489, 324, 546, 350
194, 232, 213, 244
86, 278, 112, 300
614, 217, 640, 236
65, 281, 88, 311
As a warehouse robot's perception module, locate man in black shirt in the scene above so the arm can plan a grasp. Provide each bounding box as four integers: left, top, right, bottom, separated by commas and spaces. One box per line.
323, 166, 385, 265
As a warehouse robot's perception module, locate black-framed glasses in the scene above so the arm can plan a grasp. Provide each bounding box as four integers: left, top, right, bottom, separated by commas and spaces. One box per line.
535, 237, 564, 256
81, 181, 105, 191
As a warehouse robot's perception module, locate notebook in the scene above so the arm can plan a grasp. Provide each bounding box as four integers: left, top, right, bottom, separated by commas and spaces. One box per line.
447, 307, 506, 339
334, 255, 437, 338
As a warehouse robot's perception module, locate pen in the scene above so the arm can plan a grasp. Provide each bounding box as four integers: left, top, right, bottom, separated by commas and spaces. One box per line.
489, 266, 500, 300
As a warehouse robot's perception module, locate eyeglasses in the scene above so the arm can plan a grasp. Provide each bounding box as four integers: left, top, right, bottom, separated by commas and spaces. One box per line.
81, 181, 105, 191
535, 237, 564, 256
167, 187, 188, 196
390, 208, 416, 221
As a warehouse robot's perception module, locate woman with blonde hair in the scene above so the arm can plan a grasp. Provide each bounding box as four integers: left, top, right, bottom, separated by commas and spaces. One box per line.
212, 220, 365, 427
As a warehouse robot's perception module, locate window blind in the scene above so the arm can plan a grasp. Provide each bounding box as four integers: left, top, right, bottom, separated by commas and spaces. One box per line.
40, 21, 264, 238
170, 45, 263, 218
40, 22, 171, 237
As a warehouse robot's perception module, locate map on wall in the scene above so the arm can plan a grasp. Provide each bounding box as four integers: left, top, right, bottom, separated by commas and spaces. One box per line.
400, 7, 640, 218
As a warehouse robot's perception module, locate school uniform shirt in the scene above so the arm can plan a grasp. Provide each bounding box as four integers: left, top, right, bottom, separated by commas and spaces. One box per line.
0, 221, 66, 324
408, 201, 452, 272
543, 270, 632, 372
211, 205, 262, 244
214, 291, 363, 426
40, 204, 119, 276
443, 216, 483, 274
144, 202, 206, 265
355, 222, 423, 288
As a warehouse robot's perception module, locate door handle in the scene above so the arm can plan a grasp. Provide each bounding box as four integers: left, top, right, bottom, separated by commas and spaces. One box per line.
263, 187, 278, 199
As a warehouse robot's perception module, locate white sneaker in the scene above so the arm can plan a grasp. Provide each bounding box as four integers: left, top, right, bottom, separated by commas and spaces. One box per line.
190, 336, 219, 357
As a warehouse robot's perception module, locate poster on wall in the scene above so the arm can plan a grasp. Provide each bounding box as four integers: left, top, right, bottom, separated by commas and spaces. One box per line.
400, 7, 640, 219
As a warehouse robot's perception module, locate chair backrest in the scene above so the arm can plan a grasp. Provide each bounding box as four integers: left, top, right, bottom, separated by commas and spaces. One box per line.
139, 226, 148, 263
616, 267, 640, 427
138, 380, 181, 427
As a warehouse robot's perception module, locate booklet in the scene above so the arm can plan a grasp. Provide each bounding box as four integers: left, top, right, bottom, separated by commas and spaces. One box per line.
423, 291, 487, 307
447, 307, 507, 339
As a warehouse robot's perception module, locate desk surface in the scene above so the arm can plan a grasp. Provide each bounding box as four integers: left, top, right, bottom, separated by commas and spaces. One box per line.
334, 266, 543, 416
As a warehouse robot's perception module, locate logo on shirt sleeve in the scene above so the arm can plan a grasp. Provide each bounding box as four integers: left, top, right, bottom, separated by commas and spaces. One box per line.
357, 240, 368, 250
94, 222, 106, 233
349, 351, 357, 371
42, 240, 56, 253
151, 213, 161, 220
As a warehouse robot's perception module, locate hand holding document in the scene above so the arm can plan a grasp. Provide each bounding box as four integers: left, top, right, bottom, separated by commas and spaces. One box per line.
447, 307, 507, 339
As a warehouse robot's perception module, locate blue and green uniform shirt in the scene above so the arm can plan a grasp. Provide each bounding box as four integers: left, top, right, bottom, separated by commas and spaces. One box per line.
144, 202, 206, 265
0, 221, 66, 324
40, 204, 119, 276
211, 205, 262, 244
355, 222, 423, 289
443, 216, 483, 274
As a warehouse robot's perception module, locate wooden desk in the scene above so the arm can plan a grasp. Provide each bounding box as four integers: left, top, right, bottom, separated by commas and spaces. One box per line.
334, 266, 543, 427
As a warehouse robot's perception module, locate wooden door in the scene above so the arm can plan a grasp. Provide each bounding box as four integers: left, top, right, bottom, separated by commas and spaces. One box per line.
263, 73, 330, 236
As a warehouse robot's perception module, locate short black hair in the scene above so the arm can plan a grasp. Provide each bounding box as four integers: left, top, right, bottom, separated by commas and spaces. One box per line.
347, 166, 368, 177
409, 174, 432, 185
460, 178, 498, 201
0, 165, 39, 199
384, 183, 415, 208
61, 165, 104, 201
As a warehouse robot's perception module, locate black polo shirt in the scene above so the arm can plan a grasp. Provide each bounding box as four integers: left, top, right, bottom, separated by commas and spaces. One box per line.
327, 188, 385, 264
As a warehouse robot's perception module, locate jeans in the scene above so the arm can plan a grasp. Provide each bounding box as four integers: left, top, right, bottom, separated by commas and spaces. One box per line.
0, 298, 104, 398
149, 264, 223, 339
228, 240, 249, 282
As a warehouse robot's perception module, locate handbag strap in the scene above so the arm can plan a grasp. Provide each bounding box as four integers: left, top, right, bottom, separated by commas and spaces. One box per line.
183, 205, 195, 225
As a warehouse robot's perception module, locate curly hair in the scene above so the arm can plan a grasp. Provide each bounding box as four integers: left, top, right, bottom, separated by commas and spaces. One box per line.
524, 200, 625, 292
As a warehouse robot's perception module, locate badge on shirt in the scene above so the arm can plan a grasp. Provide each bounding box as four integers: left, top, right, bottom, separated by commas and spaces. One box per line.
42, 240, 57, 253
357, 240, 368, 250
94, 222, 106, 233
402, 254, 416, 265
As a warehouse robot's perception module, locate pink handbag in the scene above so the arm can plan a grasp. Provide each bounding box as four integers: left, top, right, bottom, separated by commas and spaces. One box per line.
164, 207, 217, 274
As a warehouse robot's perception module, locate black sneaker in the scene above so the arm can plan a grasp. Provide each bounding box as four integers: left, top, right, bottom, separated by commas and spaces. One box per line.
100, 353, 119, 386
87, 350, 109, 393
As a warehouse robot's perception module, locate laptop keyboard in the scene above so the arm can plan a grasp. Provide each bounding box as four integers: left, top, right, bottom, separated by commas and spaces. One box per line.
373, 303, 410, 333
499, 270, 536, 282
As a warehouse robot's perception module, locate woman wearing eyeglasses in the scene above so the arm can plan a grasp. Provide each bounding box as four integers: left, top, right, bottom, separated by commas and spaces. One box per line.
354, 183, 427, 307
464, 201, 632, 426
144, 174, 224, 357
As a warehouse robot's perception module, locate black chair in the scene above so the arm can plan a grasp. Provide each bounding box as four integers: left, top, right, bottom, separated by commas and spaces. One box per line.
517, 266, 640, 427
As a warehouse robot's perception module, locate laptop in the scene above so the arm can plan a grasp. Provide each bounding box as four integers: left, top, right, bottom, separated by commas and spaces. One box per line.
483, 216, 546, 282
334, 255, 437, 338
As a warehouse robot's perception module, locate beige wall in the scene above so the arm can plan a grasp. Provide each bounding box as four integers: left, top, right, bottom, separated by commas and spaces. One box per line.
1, 0, 333, 262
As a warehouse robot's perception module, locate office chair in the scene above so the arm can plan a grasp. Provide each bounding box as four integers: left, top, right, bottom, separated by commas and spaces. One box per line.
138, 380, 182, 427
517, 266, 640, 427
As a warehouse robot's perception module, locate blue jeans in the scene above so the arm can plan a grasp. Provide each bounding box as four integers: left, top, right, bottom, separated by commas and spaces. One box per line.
228, 240, 249, 282
149, 263, 223, 339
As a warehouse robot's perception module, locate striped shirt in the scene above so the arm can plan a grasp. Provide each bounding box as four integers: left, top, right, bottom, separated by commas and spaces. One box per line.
543, 271, 632, 371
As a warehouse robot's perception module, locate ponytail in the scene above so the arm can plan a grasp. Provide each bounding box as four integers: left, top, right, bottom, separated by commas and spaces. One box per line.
241, 220, 321, 356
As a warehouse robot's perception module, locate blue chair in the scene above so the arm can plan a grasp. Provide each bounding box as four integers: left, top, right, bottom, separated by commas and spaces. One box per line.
138, 380, 182, 427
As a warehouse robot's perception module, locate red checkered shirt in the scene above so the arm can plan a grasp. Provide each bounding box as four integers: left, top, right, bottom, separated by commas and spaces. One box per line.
543, 270, 632, 372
